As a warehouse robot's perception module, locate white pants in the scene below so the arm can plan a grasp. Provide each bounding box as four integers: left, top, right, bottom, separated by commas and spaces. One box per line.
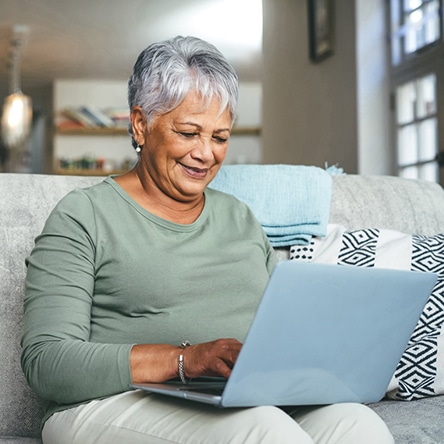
42, 390, 394, 444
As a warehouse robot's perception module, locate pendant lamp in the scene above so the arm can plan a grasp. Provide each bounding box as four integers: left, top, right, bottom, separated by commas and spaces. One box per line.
1, 25, 32, 149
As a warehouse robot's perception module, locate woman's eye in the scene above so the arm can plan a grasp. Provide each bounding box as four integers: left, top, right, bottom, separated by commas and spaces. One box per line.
213, 136, 228, 143
179, 132, 196, 138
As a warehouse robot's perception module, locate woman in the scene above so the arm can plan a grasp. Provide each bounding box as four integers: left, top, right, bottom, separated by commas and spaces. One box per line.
21, 36, 394, 443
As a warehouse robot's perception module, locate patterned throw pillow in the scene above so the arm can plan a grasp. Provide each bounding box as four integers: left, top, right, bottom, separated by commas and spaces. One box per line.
290, 225, 444, 401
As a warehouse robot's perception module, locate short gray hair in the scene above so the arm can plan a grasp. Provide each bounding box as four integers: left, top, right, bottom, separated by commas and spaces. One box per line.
128, 35, 239, 148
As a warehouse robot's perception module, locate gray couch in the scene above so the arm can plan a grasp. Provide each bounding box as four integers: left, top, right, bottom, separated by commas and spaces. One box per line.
1, 172, 444, 443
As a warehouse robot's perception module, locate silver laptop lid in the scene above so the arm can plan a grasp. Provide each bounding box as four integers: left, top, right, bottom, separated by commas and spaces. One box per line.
220, 261, 436, 407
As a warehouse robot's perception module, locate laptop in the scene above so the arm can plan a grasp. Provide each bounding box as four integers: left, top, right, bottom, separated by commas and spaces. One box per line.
132, 261, 437, 407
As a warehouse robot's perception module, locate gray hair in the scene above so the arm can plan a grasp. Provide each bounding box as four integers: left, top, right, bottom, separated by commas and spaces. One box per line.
128, 35, 239, 148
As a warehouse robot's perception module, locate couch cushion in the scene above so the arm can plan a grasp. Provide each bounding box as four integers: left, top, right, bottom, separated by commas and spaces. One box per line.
290, 225, 444, 400
369, 396, 444, 443
0, 174, 103, 439
0, 439, 42, 444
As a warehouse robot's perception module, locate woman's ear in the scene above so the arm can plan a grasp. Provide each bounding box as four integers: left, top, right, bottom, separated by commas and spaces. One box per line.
131, 106, 147, 145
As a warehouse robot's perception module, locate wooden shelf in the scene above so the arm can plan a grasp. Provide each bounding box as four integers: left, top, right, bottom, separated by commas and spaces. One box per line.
233, 126, 262, 136
54, 168, 127, 176
236, 126, 262, 136
55, 126, 261, 136
55, 127, 128, 136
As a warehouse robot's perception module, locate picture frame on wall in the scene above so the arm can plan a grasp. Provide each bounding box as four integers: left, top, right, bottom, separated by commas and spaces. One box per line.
307, 0, 334, 62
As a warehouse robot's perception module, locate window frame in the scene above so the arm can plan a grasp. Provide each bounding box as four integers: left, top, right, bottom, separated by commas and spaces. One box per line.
387, 0, 444, 184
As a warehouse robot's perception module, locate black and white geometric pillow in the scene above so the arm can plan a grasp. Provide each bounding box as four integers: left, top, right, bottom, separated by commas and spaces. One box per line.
290, 225, 444, 400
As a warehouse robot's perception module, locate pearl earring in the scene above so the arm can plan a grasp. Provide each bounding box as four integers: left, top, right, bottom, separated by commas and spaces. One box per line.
135, 145, 142, 154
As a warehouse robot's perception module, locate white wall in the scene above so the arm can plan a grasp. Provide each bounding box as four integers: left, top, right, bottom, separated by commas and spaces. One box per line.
356, 0, 392, 175
226, 82, 262, 164
262, 0, 358, 173
262, 0, 392, 175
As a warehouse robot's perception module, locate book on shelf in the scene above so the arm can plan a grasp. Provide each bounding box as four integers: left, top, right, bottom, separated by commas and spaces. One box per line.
57, 106, 130, 130
61, 107, 96, 128
105, 107, 130, 128
80, 106, 116, 127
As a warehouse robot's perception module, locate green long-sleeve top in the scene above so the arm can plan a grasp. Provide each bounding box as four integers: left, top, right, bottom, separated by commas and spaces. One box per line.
21, 177, 277, 425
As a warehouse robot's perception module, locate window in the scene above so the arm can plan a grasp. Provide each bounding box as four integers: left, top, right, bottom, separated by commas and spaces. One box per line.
390, 0, 441, 65
396, 74, 438, 181
388, 0, 443, 184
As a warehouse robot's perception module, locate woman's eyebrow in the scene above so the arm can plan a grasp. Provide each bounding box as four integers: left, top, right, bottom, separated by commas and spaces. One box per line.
177, 121, 231, 133
214, 128, 231, 134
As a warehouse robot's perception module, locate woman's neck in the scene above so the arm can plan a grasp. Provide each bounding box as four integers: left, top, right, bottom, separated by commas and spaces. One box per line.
114, 168, 205, 224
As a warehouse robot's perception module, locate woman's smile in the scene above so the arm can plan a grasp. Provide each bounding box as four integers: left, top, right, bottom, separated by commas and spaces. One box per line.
179, 162, 209, 179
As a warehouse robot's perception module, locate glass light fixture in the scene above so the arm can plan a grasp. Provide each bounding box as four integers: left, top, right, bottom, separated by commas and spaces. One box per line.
1, 92, 32, 147
1, 25, 32, 149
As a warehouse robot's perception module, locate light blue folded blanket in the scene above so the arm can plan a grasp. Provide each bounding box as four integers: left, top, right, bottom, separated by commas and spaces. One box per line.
209, 164, 332, 247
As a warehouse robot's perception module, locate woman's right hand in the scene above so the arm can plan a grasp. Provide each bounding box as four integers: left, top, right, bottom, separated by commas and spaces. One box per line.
130, 338, 242, 384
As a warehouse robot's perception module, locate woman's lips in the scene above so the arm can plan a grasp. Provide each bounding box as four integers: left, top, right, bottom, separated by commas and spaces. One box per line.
180, 163, 209, 179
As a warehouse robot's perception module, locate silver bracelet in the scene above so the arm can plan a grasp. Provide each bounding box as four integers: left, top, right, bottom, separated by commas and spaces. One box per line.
178, 340, 192, 385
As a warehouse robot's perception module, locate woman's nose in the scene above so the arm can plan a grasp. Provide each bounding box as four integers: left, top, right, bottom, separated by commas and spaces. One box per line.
190, 137, 214, 162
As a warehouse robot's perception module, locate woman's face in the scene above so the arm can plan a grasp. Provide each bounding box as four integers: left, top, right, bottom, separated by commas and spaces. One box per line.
136, 90, 232, 204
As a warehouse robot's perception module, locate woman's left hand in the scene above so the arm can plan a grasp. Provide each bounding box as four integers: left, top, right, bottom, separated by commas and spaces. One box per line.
130, 338, 242, 384
180, 338, 242, 380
